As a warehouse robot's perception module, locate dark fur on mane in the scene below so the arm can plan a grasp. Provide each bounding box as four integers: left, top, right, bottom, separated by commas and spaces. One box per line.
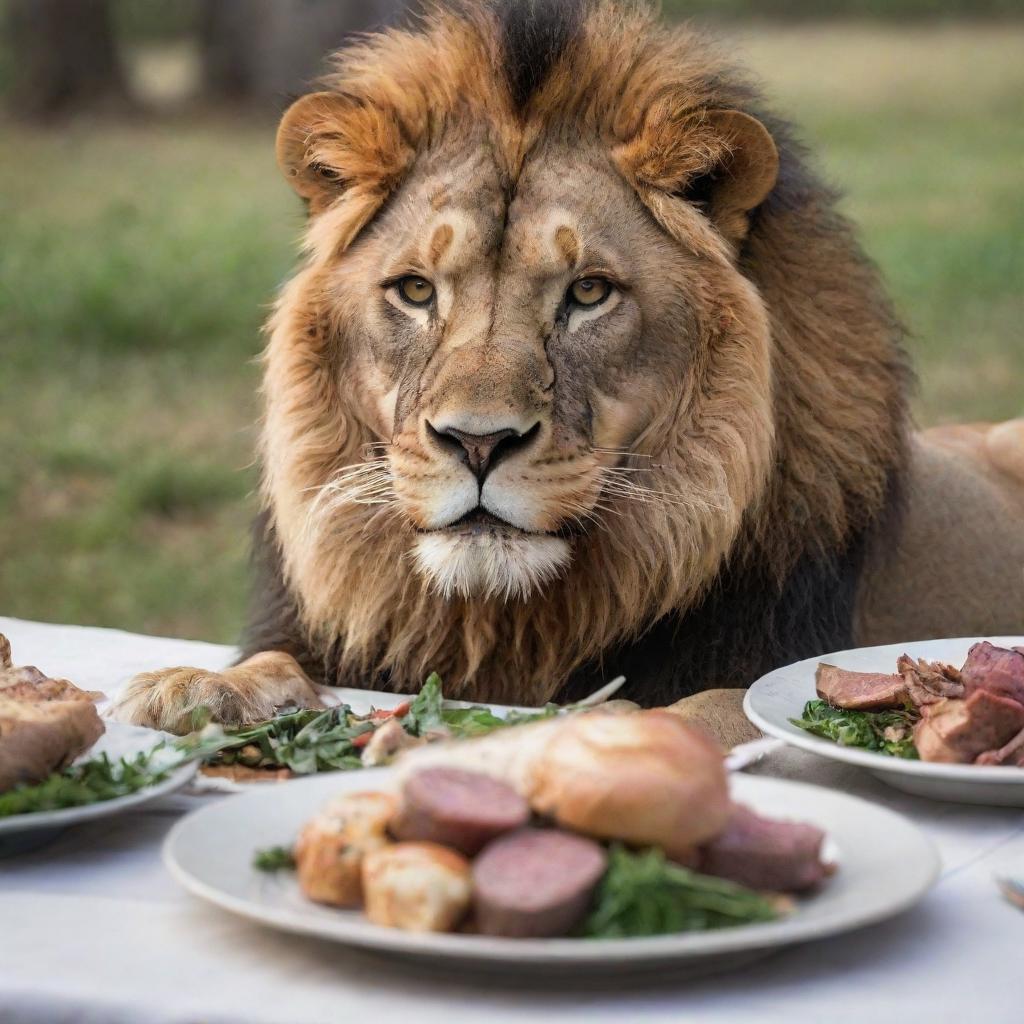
491, 0, 587, 108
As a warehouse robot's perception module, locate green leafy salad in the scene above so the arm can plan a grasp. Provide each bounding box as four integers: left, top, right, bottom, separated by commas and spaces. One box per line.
791, 699, 919, 759
0, 673, 559, 818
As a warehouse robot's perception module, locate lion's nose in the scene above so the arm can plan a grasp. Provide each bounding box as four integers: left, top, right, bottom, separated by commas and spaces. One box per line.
426, 421, 540, 482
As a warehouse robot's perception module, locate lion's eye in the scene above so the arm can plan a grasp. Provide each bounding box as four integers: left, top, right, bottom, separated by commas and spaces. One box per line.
568, 277, 612, 307
397, 276, 435, 307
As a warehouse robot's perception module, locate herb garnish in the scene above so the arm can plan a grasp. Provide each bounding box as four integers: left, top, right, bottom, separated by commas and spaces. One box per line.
253, 845, 296, 872
581, 845, 780, 938
0, 746, 178, 817
791, 699, 919, 759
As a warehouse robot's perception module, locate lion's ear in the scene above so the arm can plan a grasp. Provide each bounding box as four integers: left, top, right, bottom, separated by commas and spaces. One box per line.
616, 107, 779, 245
276, 91, 413, 216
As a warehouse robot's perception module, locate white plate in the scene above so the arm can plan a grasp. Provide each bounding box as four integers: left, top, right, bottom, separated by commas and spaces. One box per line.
0, 720, 197, 855
744, 636, 1024, 806
163, 768, 938, 979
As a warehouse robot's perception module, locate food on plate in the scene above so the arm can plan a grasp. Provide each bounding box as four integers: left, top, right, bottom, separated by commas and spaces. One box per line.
293, 791, 397, 907
190, 672, 570, 780
472, 827, 607, 937
398, 710, 730, 859
390, 767, 530, 855
259, 712, 833, 940
0, 633, 105, 794
362, 841, 472, 932
582, 845, 781, 938
698, 803, 830, 892
794, 641, 1024, 765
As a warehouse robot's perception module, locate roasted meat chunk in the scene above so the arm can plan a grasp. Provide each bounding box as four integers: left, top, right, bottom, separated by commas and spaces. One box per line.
960, 642, 1024, 706
913, 689, 1024, 764
698, 803, 831, 892
0, 632, 105, 794
815, 664, 907, 710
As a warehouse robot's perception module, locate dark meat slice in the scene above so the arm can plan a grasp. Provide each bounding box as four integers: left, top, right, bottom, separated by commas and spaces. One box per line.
391, 767, 530, 856
976, 725, 1024, 767
896, 655, 964, 706
815, 663, 907, 710
960, 642, 1024, 706
913, 689, 1024, 763
472, 827, 607, 938
698, 803, 831, 893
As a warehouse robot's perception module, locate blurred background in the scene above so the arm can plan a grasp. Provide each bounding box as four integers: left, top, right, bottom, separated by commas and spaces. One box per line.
1, 0, 1021, 644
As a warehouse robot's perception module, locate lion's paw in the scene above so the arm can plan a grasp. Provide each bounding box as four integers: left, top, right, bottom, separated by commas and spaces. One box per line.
107, 651, 324, 735
663, 688, 761, 751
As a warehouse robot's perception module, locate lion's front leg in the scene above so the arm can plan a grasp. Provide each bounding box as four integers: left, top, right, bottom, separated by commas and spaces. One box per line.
664, 688, 761, 750
108, 651, 324, 735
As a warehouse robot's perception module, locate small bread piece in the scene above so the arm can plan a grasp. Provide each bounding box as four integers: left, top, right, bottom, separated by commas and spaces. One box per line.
362, 841, 471, 933
472, 828, 606, 938
391, 767, 530, 855
294, 791, 397, 907
527, 711, 730, 859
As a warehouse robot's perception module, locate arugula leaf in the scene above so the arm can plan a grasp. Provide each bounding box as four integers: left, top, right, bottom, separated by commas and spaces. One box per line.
196, 706, 371, 775
253, 845, 296, 872
401, 672, 446, 737
581, 845, 779, 938
791, 699, 919, 758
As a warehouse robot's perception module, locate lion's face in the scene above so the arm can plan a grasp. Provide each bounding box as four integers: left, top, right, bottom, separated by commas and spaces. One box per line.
311, 135, 762, 601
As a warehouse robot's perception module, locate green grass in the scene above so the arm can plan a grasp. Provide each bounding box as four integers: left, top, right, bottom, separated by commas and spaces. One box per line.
1, 23, 1021, 643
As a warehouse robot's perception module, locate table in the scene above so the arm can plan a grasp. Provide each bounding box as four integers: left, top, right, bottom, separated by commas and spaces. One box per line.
1, 615, 1022, 1024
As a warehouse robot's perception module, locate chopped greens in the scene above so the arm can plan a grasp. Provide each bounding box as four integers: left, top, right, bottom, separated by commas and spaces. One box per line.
399, 671, 559, 739
791, 699, 919, 759
0, 746, 177, 817
253, 845, 296, 872
195, 706, 373, 775
581, 845, 780, 938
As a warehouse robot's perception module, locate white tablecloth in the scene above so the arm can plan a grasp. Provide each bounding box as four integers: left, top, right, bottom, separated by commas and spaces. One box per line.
1, 615, 1023, 1024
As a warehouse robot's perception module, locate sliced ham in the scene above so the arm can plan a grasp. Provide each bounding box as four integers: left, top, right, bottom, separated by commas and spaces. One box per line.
815, 664, 907, 710
698, 803, 831, 893
960, 642, 1024, 706
913, 689, 1024, 764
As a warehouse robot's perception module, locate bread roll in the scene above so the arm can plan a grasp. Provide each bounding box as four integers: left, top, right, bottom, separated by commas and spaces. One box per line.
293, 791, 397, 907
362, 841, 471, 932
396, 710, 729, 858
528, 711, 729, 857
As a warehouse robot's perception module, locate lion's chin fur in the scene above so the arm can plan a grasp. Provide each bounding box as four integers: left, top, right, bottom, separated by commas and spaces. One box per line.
412, 531, 571, 602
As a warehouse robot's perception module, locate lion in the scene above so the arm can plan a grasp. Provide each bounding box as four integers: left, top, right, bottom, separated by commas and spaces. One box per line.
110, 0, 1024, 745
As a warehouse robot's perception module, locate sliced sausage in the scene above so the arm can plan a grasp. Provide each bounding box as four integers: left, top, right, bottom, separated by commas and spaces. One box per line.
391, 767, 530, 856
472, 827, 607, 938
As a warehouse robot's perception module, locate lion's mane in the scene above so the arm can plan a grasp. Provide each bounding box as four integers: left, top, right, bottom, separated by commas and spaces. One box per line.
245, 0, 910, 706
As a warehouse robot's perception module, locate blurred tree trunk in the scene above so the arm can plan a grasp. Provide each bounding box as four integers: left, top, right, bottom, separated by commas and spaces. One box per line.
6, 0, 130, 117
200, 0, 405, 110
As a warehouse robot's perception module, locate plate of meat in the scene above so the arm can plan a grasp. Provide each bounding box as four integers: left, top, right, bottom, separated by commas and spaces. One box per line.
0, 632, 197, 855
744, 636, 1024, 805
164, 710, 937, 977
